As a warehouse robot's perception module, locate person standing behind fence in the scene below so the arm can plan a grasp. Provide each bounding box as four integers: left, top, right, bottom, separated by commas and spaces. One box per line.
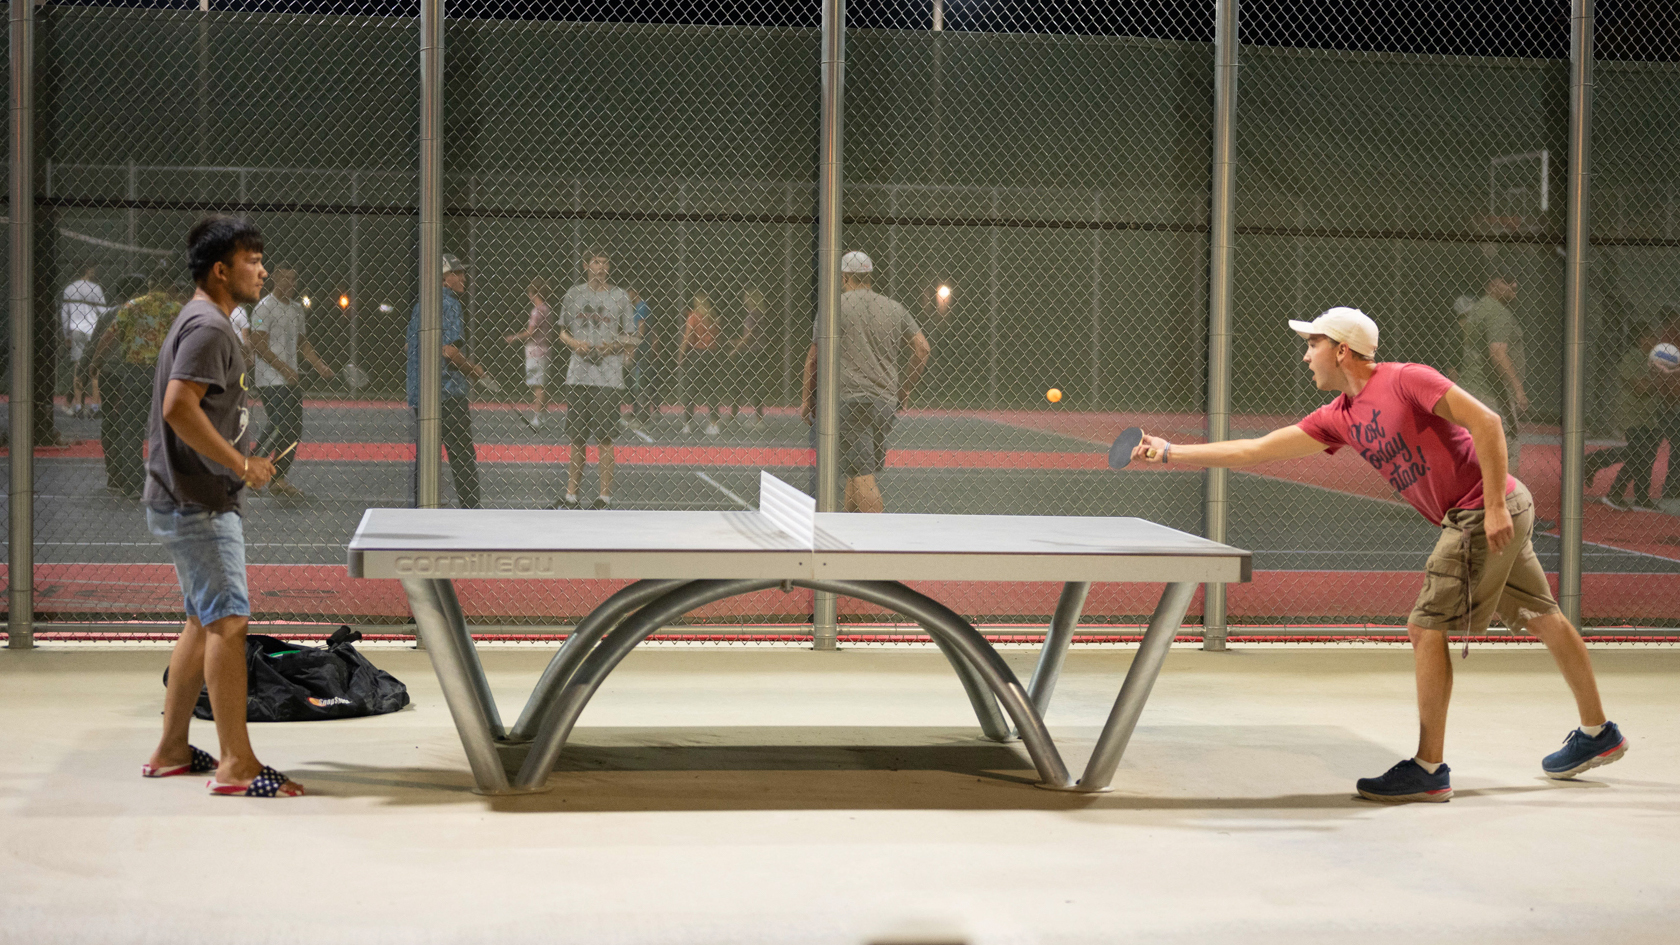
1653, 306, 1680, 507
800, 251, 931, 513
250, 267, 336, 499
728, 287, 771, 429
1583, 322, 1666, 511
1459, 272, 1555, 530
678, 292, 723, 435
504, 277, 552, 430
554, 248, 638, 508
407, 254, 488, 510
92, 271, 179, 498
1459, 273, 1529, 473
143, 215, 303, 798
61, 264, 108, 419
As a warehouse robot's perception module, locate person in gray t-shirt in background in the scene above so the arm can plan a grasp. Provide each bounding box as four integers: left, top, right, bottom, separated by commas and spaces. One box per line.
553, 248, 639, 508
801, 251, 931, 513
142, 215, 304, 798
250, 266, 336, 498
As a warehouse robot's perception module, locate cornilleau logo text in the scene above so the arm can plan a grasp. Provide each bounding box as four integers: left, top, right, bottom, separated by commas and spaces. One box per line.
393, 554, 557, 576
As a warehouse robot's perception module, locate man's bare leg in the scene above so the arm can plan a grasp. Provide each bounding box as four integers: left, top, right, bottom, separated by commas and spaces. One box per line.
1527, 611, 1607, 726
532, 384, 546, 414
599, 442, 615, 497
847, 475, 884, 514
203, 614, 263, 784
568, 442, 587, 498
1408, 624, 1454, 764
148, 617, 208, 770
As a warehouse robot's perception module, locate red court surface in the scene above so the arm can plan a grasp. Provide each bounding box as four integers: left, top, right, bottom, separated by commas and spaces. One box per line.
6, 402, 1676, 624
7, 563, 1676, 626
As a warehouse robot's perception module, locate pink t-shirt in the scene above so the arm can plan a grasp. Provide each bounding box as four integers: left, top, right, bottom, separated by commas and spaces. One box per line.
525, 302, 551, 358
1296, 362, 1516, 524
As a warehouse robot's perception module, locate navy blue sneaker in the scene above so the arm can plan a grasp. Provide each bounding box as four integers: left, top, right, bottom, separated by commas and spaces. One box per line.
1543, 722, 1628, 779
1356, 759, 1453, 803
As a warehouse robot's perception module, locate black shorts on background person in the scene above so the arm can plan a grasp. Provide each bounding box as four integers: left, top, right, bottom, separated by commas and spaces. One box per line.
564, 384, 620, 446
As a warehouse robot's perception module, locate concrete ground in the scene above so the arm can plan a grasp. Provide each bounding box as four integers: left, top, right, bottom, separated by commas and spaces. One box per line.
2, 641, 1677, 945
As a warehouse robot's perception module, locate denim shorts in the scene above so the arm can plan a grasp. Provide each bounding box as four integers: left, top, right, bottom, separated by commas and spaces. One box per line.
146, 508, 250, 624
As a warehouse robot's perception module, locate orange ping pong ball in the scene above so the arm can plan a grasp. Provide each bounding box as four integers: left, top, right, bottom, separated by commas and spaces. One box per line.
1046, 388, 1063, 403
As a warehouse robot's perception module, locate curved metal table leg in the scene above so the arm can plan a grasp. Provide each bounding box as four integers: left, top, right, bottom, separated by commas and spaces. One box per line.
514, 578, 1074, 792
922, 620, 1013, 742
1028, 581, 1090, 716
1074, 580, 1198, 792
401, 577, 515, 794
515, 579, 778, 790
506, 578, 690, 743
801, 580, 1071, 789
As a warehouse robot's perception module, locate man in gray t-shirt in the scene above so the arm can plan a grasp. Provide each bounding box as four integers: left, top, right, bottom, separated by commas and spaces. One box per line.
801, 251, 931, 513
144, 215, 305, 798
553, 249, 639, 508
144, 298, 253, 513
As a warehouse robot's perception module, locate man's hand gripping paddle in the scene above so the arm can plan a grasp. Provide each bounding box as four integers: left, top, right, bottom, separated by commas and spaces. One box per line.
1107, 426, 1160, 469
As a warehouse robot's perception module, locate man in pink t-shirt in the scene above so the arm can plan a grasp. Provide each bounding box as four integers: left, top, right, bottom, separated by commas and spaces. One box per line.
1132, 307, 1625, 803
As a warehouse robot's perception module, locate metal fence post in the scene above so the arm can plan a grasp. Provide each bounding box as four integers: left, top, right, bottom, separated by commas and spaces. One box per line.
7, 0, 35, 648
1202, 0, 1239, 652
416, 0, 443, 511
811, 0, 845, 650
1559, 0, 1594, 629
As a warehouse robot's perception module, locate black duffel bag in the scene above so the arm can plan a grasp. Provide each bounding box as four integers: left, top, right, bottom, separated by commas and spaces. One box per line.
165, 626, 410, 722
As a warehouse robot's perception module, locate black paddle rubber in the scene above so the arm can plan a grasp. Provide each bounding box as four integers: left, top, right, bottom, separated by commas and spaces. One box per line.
1108, 426, 1144, 469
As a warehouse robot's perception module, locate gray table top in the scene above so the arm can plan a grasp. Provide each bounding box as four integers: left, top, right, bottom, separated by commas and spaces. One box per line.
348, 508, 1250, 583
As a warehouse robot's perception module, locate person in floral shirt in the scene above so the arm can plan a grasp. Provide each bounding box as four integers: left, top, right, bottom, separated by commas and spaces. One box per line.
94, 275, 183, 496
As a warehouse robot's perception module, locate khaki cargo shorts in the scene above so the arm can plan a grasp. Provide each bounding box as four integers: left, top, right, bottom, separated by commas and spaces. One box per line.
1410, 480, 1561, 633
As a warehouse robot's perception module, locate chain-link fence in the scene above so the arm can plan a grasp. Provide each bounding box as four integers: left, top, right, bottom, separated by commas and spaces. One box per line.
1585, 0, 1680, 628
5, 1, 1677, 639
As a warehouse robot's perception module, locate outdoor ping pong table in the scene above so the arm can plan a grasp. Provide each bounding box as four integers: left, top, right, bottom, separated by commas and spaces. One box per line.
347, 501, 1250, 795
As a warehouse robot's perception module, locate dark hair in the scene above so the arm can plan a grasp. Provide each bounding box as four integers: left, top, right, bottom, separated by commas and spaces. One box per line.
585, 247, 611, 264
115, 272, 149, 303
1629, 321, 1657, 345
145, 262, 176, 293
187, 215, 264, 284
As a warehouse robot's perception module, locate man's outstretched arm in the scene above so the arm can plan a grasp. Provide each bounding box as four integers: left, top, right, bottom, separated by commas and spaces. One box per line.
1134, 424, 1327, 469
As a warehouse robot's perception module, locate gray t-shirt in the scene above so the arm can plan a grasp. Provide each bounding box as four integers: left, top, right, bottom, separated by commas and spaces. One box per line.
1458, 295, 1523, 406
144, 299, 251, 513
560, 283, 636, 388
818, 288, 922, 404
250, 293, 306, 388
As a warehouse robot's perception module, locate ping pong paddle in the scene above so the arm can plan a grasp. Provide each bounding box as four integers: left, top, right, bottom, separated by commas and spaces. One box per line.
1107, 426, 1160, 469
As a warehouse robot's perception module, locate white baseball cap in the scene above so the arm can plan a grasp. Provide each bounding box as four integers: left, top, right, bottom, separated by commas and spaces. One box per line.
441, 253, 467, 275
840, 250, 873, 274
1289, 306, 1379, 357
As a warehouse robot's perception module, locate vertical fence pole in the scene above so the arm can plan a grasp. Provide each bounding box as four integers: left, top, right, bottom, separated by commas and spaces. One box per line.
416, 0, 443, 510
1202, 0, 1239, 652
7, 0, 34, 648
812, 0, 845, 650
1559, 0, 1594, 628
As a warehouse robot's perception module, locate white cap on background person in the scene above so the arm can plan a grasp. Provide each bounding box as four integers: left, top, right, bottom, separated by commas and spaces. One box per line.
1289, 306, 1379, 357
840, 250, 873, 274
441, 254, 467, 275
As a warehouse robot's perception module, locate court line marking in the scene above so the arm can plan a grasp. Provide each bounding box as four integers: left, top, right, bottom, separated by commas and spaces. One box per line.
693, 471, 753, 510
